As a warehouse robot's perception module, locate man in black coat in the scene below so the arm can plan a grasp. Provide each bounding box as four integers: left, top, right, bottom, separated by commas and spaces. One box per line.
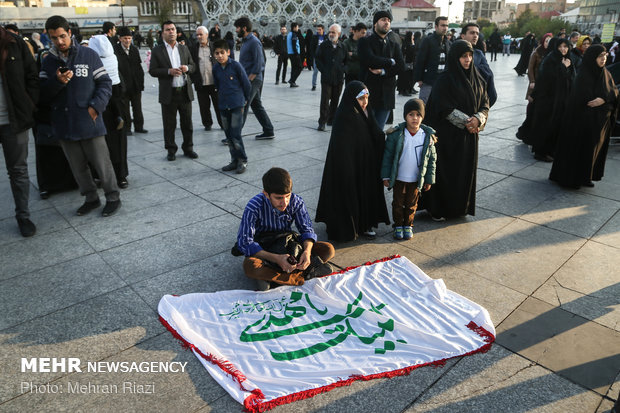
149, 20, 197, 161
358, 10, 404, 130
0, 26, 39, 236
413, 16, 450, 104
190, 25, 222, 131
115, 26, 147, 135
315, 24, 347, 131
273, 26, 288, 85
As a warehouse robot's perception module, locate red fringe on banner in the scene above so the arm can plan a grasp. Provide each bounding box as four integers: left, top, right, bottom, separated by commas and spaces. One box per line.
159, 255, 496, 413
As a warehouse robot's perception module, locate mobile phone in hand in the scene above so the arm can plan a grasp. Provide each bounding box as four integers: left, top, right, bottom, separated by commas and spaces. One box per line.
286, 255, 297, 265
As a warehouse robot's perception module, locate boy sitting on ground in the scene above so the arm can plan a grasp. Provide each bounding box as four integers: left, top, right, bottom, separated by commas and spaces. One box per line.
381, 99, 437, 240
235, 167, 335, 290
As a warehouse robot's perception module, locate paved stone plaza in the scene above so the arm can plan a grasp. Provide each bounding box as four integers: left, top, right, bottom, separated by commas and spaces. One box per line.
0, 52, 619, 412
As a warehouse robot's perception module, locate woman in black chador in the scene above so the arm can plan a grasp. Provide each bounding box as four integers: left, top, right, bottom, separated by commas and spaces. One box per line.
315, 81, 389, 242
550, 45, 619, 188
514, 32, 536, 76
529, 38, 575, 162
422, 40, 489, 220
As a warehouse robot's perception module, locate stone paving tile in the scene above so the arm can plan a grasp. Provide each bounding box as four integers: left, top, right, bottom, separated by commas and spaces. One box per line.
411, 345, 603, 413
593, 210, 620, 249
132, 252, 252, 311
496, 297, 620, 396
0, 254, 126, 331
453, 219, 586, 295
130, 151, 212, 180
0, 183, 51, 221
99, 213, 240, 284
0, 207, 69, 247
532, 241, 620, 331
73, 195, 225, 252
477, 154, 533, 176
520, 191, 619, 238
476, 176, 564, 217
0, 287, 164, 404
477, 169, 508, 191
0, 228, 94, 280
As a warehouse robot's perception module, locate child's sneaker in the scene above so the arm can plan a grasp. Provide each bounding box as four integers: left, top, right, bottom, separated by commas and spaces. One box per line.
393, 227, 403, 240
403, 226, 413, 240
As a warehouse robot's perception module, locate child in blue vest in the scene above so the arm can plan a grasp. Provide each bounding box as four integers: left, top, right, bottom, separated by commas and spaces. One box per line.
381, 99, 437, 240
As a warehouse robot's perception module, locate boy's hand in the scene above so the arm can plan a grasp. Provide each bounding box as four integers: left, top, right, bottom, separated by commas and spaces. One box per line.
296, 249, 312, 271
423, 183, 431, 191
383, 179, 390, 187
274, 254, 296, 273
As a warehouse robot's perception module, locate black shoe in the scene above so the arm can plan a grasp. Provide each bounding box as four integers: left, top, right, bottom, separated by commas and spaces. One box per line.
290, 82, 299, 88
282, 80, 288, 84
312, 86, 316, 91
204, 125, 212, 131
167, 152, 176, 161
183, 150, 199, 159
534, 153, 553, 162
275, 81, 279, 85
39, 190, 50, 200
126, 130, 133, 136
77, 199, 101, 216
135, 129, 148, 134
583, 181, 595, 187
221, 138, 229, 145
236, 161, 247, 174
222, 161, 237, 172
118, 179, 128, 189
17, 218, 36, 237
102, 200, 121, 217
255, 132, 275, 140
317, 123, 325, 131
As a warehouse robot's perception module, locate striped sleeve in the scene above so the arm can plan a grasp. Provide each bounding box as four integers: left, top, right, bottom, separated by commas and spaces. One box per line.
236, 196, 263, 257
291, 194, 317, 243
92, 66, 108, 80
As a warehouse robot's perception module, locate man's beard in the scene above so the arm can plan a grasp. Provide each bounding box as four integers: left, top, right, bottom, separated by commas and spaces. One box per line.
237, 30, 245, 38
376, 26, 388, 36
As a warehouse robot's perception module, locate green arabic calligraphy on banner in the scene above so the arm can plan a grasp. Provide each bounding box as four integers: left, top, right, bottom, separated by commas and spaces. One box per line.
220, 291, 407, 361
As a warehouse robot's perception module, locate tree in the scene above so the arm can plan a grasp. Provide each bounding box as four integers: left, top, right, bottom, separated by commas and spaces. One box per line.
157, 0, 173, 27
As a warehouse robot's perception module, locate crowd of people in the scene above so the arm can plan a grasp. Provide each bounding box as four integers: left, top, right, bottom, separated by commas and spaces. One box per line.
515, 30, 619, 189
1, 13, 618, 293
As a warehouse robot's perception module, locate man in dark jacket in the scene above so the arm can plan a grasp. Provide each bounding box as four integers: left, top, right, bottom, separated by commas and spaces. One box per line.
0, 26, 38, 236
190, 25, 222, 131
40, 15, 121, 217
461, 23, 497, 106
358, 10, 404, 130
315, 24, 347, 131
149, 20, 197, 161
273, 26, 288, 85
413, 16, 450, 103
115, 26, 147, 135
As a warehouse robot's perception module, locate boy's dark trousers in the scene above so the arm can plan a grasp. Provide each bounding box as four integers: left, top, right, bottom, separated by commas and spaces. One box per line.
392, 180, 420, 227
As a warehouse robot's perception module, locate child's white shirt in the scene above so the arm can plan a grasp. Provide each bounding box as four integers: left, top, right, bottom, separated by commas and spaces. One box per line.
397, 127, 425, 183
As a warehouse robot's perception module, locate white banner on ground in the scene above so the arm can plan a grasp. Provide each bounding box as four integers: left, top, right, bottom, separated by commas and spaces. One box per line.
158, 255, 495, 411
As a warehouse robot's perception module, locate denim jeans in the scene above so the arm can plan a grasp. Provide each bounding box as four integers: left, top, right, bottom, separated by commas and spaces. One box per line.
372, 108, 390, 131
220, 107, 247, 163
242, 78, 274, 134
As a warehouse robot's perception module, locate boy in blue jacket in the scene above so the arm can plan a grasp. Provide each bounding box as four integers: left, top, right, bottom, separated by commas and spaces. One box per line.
212, 39, 252, 174
381, 99, 437, 240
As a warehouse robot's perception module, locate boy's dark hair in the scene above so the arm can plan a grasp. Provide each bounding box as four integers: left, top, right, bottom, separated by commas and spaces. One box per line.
317, 24, 324, 29
354, 23, 367, 31
161, 20, 175, 31
461, 23, 479, 36
234, 17, 252, 32
45, 15, 70, 32
213, 39, 229, 51
435, 16, 448, 26
290, 22, 298, 30
262, 167, 292, 194
102, 21, 115, 35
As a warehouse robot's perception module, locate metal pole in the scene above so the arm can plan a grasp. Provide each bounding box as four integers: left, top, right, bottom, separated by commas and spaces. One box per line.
121, 0, 125, 27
